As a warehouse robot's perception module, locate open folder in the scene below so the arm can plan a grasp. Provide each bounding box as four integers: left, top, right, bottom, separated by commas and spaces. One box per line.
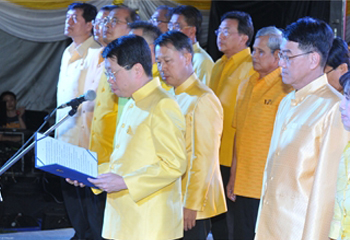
35, 133, 98, 188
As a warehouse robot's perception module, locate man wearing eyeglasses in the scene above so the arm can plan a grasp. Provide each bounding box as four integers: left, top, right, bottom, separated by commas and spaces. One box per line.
56, 2, 103, 240
226, 26, 293, 240
150, 5, 173, 33
93, 5, 114, 47
169, 5, 214, 86
208, 11, 255, 240
88, 35, 187, 240
255, 17, 350, 240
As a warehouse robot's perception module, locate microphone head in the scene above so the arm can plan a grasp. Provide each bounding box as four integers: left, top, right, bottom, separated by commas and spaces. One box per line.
85, 90, 96, 101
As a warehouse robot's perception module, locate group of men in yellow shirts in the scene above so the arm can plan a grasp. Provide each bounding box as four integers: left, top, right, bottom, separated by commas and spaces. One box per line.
56, 2, 350, 240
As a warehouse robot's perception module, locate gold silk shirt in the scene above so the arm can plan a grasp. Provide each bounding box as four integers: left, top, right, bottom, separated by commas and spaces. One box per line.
233, 68, 293, 199
192, 42, 214, 86
329, 142, 350, 240
89, 65, 118, 165
100, 78, 187, 240
55, 36, 102, 148
175, 74, 227, 219
255, 74, 349, 240
209, 48, 255, 167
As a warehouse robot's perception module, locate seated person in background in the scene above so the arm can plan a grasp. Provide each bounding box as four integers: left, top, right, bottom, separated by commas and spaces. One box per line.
329, 71, 350, 240
325, 37, 350, 92
0, 91, 26, 142
1, 91, 26, 129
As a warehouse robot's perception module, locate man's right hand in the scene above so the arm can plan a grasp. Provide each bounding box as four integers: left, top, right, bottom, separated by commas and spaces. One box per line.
226, 176, 236, 202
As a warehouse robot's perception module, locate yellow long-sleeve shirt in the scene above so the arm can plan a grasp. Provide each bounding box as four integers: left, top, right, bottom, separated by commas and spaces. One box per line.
175, 73, 227, 219
209, 48, 255, 167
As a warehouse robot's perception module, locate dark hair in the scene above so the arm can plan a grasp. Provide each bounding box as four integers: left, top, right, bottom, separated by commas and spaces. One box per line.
221, 11, 254, 46
326, 37, 350, 69
283, 17, 333, 67
173, 5, 202, 41
129, 21, 162, 44
154, 31, 194, 56
68, 2, 97, 22
339, 70, 350, 91
100, 5, 117, 12
102, 35, 152, 78
0, 91, 16, 101
156, 5, 174, 21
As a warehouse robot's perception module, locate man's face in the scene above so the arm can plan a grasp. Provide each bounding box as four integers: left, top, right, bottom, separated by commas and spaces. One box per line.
340, 86, 350, 131
216, 19, 244, 55
151, 9, 169, 33
155, 44, 190, 88
2, 95, 16, 111
103, 9, 130, 44
93, 10, 110, 44
65, 8, 91, 39
105, 57, 134, 98
252, 36, 278, 77
279, 39, 312, 90
169, 14, 193, 38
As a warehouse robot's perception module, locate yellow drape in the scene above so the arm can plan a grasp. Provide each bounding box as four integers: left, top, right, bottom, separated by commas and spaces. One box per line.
172, 0, 211, 10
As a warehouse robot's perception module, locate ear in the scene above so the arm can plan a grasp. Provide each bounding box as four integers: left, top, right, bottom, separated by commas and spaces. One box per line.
184, 51, 192, 66
309, 51, 321, 70
241, 34, 249, 46
273, 50, 280, 63
133, 63, 144, 78
86, 21, 93, 32
338, 62, 349, 75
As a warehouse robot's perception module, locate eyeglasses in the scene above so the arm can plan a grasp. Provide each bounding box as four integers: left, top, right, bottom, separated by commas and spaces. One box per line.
168, 22, 193, 31
214, 28, 239, 37
66, 14, 78, 23
150, 17, 169, 24
325, 68, 334, 74
278, 51, 313, 64
103, 17, 128, 28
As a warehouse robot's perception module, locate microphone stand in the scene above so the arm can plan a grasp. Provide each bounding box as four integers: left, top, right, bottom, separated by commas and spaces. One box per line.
0, 107, 78, 201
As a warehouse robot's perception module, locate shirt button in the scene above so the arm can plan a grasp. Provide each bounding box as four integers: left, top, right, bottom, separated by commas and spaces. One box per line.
102, 87, 105, 92
276, 152, 280, 156
97, 102, 101, 106
121, 123, 125, 128
116, 144, 120, 149
270, 177, 274, 180
129, 104, 134, 108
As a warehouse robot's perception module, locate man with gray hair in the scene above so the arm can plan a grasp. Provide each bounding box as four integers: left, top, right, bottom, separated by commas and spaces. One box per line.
226, 26, 293, 240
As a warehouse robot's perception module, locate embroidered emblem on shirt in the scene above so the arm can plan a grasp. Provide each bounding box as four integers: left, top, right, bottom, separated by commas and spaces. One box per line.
127, 126, 133, 135
264, 99, 272, 105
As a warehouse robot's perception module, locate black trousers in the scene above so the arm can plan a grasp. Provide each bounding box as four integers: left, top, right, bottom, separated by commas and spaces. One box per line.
232, 195, 260, 240
61, 179, 106, 240
181, 218, 211, 240
210, 165, 234, 240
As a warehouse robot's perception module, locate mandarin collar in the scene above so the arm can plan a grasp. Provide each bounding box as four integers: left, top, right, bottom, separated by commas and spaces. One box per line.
132, 77, 161, 102
174, 73, 198, 95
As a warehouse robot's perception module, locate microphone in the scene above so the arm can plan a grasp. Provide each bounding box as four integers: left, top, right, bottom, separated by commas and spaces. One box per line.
58, 90, 96, 109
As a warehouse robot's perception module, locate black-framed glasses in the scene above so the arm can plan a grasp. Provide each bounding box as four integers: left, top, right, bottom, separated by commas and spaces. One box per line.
150, 17, 169, 24
214, 29, 238, 37
278, 51, 313, 64
168, 22, 192, 31
103, 17, 128, 28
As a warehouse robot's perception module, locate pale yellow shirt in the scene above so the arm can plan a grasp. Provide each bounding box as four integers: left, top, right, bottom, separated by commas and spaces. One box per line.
175, 73, 227, 219
55, 36, 102, 149
192, 42, 214, 86
209, 48, 255, 167
100, 78, 187, 240
329, 142, 350, 240
233, 68, 293, 199
255, 74, 349, 240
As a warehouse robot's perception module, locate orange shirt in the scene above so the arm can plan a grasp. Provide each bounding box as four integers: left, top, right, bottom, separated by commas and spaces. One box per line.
209, 48, 255, 167
233, 68, 292, 199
